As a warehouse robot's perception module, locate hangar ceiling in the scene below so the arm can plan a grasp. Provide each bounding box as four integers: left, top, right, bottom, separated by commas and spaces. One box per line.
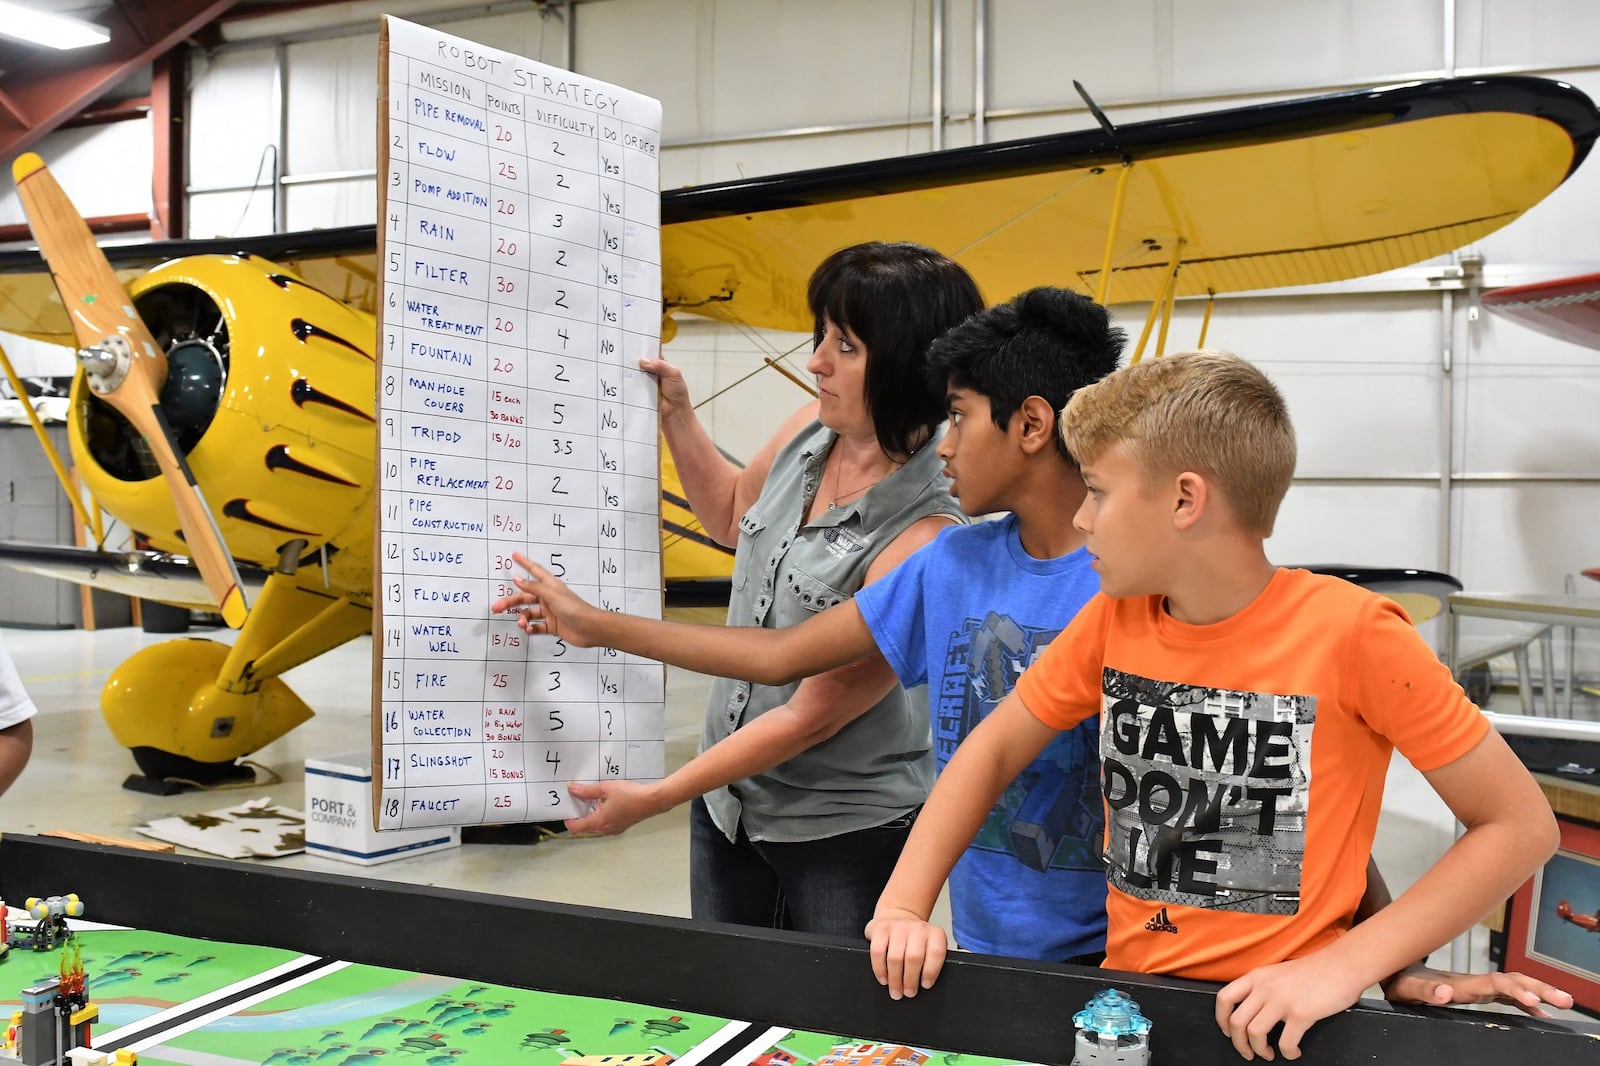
0, 0, 547, 160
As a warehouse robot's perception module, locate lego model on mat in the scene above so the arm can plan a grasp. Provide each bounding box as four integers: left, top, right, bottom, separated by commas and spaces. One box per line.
2, 897, 84, 956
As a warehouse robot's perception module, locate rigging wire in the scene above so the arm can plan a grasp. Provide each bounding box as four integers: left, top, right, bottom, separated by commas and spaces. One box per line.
691, 330, 813, 411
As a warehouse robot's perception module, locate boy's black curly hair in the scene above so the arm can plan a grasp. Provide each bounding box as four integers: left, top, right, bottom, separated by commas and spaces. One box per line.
925, 287, 1126, 459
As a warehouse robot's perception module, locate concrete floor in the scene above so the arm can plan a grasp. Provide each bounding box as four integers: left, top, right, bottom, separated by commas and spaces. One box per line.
2, 624, 700, 917
0, 620, 1584, 1018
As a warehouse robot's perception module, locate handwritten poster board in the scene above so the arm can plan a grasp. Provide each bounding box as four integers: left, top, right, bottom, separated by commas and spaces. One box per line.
373, 16, 665, 830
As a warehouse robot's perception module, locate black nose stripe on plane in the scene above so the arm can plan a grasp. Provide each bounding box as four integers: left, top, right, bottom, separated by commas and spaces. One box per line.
290, 316, 371, 360
222, 498, 317, 536
264, 444, 359, 487
290, 377, 373, 422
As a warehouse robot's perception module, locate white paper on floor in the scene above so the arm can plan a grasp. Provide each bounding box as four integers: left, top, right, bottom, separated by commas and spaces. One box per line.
136, 797, 305, 859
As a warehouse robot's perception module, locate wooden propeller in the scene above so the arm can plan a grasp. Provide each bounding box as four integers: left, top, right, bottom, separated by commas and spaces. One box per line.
12, 153, 248, 629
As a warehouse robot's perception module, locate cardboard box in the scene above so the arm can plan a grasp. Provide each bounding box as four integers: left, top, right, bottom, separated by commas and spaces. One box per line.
304, 753, 460, 865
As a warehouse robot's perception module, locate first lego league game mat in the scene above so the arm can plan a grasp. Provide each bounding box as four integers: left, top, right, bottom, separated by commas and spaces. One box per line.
0, 916, 1042, 1066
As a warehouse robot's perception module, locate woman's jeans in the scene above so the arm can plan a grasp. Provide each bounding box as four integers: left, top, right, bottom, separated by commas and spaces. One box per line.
689, 795, 918, 939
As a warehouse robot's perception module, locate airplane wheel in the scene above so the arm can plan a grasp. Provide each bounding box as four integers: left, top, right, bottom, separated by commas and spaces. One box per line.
128, 745, 254, 786
141, 600, 191, 634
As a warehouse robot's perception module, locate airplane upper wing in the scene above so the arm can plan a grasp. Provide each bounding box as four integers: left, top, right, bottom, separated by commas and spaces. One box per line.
1, 75, 1595, 342
660, 75, 1599, 329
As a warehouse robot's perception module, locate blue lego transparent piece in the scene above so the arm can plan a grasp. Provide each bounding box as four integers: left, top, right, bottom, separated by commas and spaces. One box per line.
1072, 989, 1152, 1039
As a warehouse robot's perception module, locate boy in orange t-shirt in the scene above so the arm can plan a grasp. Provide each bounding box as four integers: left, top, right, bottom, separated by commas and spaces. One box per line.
867, 351, 1560, 1060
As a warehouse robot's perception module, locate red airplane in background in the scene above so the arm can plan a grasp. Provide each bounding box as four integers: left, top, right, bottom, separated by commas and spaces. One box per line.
1556, 901, 1599, 933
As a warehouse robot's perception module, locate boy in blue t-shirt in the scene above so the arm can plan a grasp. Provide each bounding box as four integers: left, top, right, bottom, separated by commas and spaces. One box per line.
846, 289, 1119, 962
500, 287, 1125, 963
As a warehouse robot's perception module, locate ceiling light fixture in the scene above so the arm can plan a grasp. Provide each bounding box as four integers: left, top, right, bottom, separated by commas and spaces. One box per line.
0, 2, 111, 50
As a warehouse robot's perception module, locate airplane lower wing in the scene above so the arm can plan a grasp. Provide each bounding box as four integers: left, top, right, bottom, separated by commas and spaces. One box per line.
0, 227, 381, 346
0, 542, 271, 612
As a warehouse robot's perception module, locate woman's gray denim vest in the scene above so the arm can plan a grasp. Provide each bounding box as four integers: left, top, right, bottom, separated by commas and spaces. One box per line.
701, 419, 962, 843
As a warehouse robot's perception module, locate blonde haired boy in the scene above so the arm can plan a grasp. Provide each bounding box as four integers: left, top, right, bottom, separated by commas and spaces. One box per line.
867, 351, 1559, 1060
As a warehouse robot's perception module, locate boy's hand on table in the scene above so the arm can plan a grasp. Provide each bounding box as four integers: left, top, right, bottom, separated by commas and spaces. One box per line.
1382, 964, 1573, 1018
1216, 953, 1367, 1060
866, 908, 948, 1000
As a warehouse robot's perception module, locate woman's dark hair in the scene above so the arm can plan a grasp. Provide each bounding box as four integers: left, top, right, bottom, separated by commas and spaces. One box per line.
807, 242, 984, 458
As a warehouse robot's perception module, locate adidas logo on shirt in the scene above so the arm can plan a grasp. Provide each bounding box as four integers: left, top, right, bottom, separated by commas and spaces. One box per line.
1144, 907, 1179, 934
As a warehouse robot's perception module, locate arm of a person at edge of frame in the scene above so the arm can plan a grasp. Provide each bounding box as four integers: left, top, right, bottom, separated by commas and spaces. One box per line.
0, 719, 31, 797
867, 692, 1060, 1000
565, 649, 901, 835
1358, 856, 1574, 1018
650, 355, 819, 547
560, 510, 951, 836
1215, 731, 1560, 1061
494, 553, 877, 685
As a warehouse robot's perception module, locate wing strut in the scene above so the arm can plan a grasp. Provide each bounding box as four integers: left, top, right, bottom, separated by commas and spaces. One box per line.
1197, 290, 1217, 348
0, 338, 102, 544
1153, 240, 1187, 359
1131, 241, 1186, 364
1073, 79, 1136, 308
761, 356, 817, 396
1094, 163, 1133, 306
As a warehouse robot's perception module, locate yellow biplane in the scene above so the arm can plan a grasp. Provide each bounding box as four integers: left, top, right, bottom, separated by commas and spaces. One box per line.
0, 74, 1593, 787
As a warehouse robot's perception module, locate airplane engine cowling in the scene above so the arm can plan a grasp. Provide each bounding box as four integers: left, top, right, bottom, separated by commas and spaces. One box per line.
70, 254, 377, 584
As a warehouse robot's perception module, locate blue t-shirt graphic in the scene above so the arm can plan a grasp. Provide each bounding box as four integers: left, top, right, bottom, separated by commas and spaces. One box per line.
854, 515, 1106, 961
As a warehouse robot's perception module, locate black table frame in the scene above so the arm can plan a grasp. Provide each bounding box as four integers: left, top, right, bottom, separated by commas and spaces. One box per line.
2, 835, 1596, 1066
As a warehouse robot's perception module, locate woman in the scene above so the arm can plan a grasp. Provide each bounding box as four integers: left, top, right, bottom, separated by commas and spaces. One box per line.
566, 242, 983, 937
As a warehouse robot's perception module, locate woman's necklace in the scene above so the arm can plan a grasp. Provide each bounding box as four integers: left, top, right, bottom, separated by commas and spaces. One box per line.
827, 455, 900, 510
